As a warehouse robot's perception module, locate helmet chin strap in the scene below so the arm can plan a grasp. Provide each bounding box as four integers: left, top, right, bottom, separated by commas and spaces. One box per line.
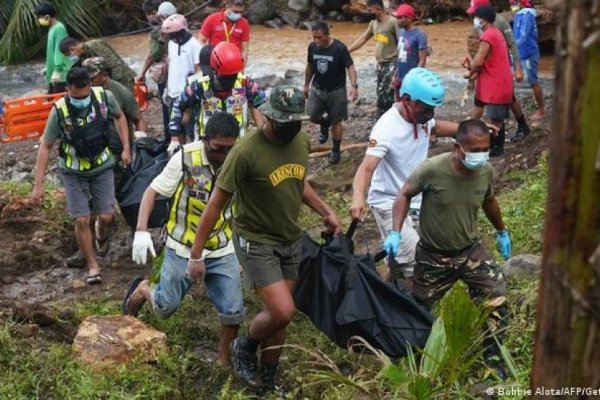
400, 97, 419, 139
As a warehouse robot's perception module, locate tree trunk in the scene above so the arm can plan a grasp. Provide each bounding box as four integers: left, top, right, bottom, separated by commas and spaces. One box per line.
531, 1, 600, 398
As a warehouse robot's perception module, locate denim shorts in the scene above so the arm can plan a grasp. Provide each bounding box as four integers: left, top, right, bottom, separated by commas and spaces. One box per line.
522, 53, 540, 85
151, 248, 246, 325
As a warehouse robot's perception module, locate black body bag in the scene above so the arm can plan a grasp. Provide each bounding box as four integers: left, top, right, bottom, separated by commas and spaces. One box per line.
116, 137, 170, 230
293, 221, 434, 358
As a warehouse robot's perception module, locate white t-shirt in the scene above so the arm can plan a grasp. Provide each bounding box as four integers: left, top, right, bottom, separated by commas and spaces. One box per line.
150, 141, 234, 259
166, 37, 203, 99
366, 105, 435, 209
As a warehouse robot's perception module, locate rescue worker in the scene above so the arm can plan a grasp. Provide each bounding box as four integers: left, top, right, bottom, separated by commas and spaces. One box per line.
350, 68, 458, 287
387, 118, 511, 378
348, 0, 398, 116
199, 0, 250, 63
161, 13, 203, 151
139, 0, 178, 134
59, 37, 137, 91
169, 41, 267, 144
188, 86, 342, 393
123, 112, 245, 369
34, 1, 72, 94
82, 57, 147, 160
31, 68, 131, 285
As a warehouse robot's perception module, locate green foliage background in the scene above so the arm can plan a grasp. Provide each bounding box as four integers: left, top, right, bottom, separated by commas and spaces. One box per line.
0, 0, 104, 64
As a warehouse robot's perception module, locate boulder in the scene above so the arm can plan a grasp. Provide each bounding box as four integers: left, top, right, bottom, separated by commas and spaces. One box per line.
503, 254, 541, 279
246, 0, 275, 25
279, 10, 302, 27
253, 74, 284, 88
289, 0, 312, 13
73, 315, 167, 372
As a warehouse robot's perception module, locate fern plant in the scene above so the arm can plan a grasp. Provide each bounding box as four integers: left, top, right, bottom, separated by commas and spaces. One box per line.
0, 0, 104, 64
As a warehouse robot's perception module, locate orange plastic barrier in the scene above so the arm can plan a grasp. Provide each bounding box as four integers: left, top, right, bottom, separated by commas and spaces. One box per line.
0, 93, 64, 143
134, 81, 149, 112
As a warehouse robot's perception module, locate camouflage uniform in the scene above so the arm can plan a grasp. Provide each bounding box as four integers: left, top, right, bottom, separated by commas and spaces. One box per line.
412, 241, 508, 349
82, 40, 136, 91
376, 61, 396, 116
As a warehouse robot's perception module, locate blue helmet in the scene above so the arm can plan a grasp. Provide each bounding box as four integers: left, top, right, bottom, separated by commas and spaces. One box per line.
399, 67, 445, 107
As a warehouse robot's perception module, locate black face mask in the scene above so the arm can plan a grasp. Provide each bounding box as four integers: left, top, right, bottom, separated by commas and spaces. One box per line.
214, 75, 237, 91
169, 30, 192, 45
415, 108, 435, 124
273, 120, 302, 143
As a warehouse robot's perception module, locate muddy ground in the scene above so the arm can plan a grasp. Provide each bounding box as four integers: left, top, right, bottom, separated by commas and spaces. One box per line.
0, 21, 552, 339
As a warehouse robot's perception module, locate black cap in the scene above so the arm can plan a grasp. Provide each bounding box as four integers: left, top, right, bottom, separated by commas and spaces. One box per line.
199, 45, 215, 75
475, 5, 496, 23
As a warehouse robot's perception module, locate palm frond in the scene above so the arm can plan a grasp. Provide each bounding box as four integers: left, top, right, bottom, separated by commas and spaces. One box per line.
0, 0, 105, 64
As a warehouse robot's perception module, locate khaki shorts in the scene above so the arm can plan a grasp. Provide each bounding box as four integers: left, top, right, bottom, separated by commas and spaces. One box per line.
233, 234, 302, 289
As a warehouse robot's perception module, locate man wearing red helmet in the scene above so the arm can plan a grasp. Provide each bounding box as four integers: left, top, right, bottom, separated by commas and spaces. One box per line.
199, 0, 250, 63
170, 42, 267, 143
391, 4, 428, 101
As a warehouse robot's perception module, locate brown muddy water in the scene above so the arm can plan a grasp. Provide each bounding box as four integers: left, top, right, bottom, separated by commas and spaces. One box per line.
0, 20, 554, 99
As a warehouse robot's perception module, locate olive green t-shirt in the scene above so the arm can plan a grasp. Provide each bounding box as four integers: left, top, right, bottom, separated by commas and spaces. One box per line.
42, 90, 122, 176
106, 78, 139, 136
408, 152, 494, 251
367, 16, 399, 63
217, 130, 311, 245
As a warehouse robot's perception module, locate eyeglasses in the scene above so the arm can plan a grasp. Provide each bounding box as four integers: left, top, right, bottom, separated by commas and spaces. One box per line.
206, 141, 234, 154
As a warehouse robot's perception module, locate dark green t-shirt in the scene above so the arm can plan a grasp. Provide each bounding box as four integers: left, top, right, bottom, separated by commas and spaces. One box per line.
408, 152, 494, 251
106, 79, 139, 136
217, 130, 311, 245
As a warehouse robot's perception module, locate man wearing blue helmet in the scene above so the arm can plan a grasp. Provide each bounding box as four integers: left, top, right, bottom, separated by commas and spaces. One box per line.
350, 67, 458, 286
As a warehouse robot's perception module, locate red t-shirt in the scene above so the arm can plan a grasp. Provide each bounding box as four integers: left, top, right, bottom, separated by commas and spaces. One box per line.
199, 10, 250, 50
475, 26, 513, 105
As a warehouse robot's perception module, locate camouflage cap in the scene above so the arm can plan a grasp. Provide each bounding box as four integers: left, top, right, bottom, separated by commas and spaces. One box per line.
81, 57, 109, 78
259, 85, 309, 123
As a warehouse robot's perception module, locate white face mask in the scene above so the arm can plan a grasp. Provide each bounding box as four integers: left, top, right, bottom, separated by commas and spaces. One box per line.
473, 17, 483, 30
461, 149, 490, 170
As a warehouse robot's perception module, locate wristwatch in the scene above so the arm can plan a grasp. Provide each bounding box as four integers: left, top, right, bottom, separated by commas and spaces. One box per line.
351, 83, 358, 89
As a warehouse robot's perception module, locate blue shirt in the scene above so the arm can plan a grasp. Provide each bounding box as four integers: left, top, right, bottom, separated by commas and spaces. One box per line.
395, 28, 428, 81
514, 8, 539, 60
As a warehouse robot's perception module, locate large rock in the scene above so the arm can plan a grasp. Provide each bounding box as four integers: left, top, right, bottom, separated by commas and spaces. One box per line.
503, 254, 541, 279
246, 0, 275, 25
289, 0, 311, 13
73, 315, 167, 371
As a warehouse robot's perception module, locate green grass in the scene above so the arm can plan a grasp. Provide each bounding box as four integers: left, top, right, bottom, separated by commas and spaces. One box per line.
0, 156, 546, 399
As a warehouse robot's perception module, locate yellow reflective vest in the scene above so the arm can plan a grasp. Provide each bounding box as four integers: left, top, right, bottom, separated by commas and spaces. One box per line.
55, 87, 112, 172
197, 73, 248, 138
166, 146, 233, 250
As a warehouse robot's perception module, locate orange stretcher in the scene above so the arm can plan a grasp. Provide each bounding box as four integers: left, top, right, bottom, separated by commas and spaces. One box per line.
0, 93, 64, 143
0, 82, 150, 143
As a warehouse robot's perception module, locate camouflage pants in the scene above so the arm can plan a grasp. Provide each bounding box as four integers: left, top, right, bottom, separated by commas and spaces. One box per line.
376, 61, 396, 116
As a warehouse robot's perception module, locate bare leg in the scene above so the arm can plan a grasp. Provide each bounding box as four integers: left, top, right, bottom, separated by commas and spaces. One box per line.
531, 83, 545, 118
74, 216, 99, 276
218, 324, 239, 367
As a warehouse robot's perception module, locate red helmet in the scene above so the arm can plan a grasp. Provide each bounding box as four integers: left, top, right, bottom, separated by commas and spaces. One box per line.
210, 42, 244, 76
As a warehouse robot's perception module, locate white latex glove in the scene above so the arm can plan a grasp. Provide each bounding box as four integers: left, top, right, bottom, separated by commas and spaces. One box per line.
134, 131, 148, 140
50, 71, 61, 83
167, 139, 180, 155
132, 231, 156, 265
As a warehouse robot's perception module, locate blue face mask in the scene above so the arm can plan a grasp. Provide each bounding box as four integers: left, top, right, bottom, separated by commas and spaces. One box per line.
69, 95, 91, 109
461, 148, 490, 170
69, 54, 80, 63
473, 17, 483, 30
227, 11, 242, 22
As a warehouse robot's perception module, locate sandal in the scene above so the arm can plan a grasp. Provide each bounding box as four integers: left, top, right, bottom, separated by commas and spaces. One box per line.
86, 274, 103, 285
94, 220, 110, 257
122, 277, 145, 317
